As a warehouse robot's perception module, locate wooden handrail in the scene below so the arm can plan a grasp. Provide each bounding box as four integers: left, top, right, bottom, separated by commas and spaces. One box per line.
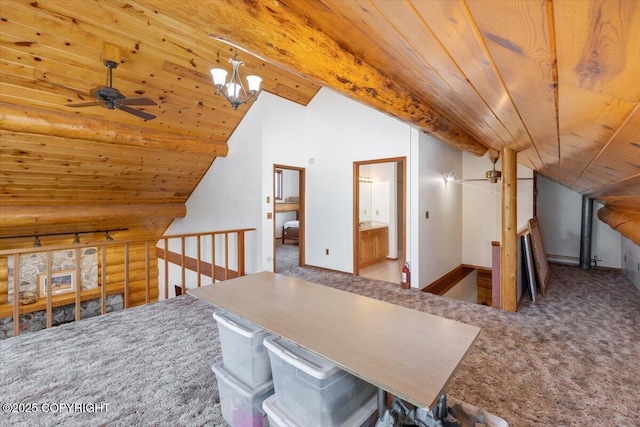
156, 228, 255, 297
0, 227, 255, 338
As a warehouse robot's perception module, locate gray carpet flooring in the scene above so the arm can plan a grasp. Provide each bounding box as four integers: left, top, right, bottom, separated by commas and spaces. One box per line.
1, 243, 638, 426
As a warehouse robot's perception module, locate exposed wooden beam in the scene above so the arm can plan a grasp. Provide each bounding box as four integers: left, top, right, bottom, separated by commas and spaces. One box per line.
500, 147, 517, 312
0, 204, 186, 232
597, 205, 640, 245
0, 102, 229, 156
134, 0, 488, 156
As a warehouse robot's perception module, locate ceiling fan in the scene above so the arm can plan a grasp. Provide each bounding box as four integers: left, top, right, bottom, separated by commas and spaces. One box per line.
66, 60, 157, 120
457, 155, 532, 184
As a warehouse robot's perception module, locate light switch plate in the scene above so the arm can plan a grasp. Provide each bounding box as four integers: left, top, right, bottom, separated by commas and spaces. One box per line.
267, 212, 272, 219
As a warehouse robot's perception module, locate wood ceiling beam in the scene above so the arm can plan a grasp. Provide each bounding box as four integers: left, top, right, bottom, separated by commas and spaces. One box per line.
133, 0, 488, 156
0, 204, 186, 237
0, 102, 229, 156
597, 205, 640, 245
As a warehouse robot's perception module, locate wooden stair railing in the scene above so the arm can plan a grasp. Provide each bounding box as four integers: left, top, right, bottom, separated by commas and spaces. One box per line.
0, 237, 160, 337
155, 228, 255, 299
0, 228, 254, 338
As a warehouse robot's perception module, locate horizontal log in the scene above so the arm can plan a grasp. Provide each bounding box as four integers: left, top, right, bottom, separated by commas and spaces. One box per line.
0, 204, 186, 230
597, 205, 640, 245
105, 268, 159, 284
128, 288, 159, 306
0, 102, 229, 156
137, 0, 488, 156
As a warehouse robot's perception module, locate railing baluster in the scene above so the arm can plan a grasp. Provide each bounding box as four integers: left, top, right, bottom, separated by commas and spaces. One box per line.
75, 248, 81, 321
163, 238, 168, 300
237, 231, 245, 276
145, 241, 150, 304
181, 237, 186, 296
46, 251, 52, 328
12, 252, 19, 337
211, 233, 216, 282
101, 247, 107, 315
224, 233, 229, 280
197, 235, 202, 287
124, 242, 130, 309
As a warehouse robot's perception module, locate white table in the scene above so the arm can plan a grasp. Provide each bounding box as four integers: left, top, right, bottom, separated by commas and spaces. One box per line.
189, 271, 480, 410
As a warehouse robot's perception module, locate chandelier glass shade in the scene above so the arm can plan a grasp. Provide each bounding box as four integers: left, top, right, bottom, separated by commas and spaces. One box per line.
210, 52, 262, 109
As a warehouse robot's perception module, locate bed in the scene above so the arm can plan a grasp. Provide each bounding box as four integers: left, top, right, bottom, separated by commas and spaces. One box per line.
282, 220, 299, 244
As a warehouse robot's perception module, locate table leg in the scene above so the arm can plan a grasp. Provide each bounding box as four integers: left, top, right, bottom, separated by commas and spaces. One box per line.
377, 388, 388, 420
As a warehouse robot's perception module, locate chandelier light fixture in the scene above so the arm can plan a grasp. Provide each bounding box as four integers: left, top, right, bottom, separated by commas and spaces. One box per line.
210, 51, 262, 110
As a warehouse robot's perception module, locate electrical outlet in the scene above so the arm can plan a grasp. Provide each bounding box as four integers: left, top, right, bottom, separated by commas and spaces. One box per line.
267, 196, 270, 203
326, 249, 329, 255
425, 211, 429, 219
376, 210, 379, 215
267, 212, 272, 219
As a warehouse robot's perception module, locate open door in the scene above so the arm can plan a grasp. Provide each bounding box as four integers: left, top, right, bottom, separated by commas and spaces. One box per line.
353, 157, 406, 283
273, 165, 305, 271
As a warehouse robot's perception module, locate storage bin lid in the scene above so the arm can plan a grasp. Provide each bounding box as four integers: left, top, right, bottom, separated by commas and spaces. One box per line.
213, 310, 269, 339
263, 393, 377, 427
263, 335, 342, 380
211, 361, 274, 399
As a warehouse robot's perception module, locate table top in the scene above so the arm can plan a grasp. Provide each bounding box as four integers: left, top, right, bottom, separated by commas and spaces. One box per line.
188, 271, 480, 408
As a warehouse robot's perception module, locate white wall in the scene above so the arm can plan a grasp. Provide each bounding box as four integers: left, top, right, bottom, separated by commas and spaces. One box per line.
443, 270, 478, 303
461, 152, 534, 268
260, 92, 308, 271
536, 176, 621, 268
621, 237, 640, 290
415, 133, 463, 288
158, 95, 264, 296
303, 88, 412, 273
163, 87, 476, 290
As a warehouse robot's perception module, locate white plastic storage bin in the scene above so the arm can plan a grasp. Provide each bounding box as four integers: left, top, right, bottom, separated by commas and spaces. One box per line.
262, 393, 378, 427
211, 361, 274, 427
213, 311, 272, 387
263, 335, 376, 427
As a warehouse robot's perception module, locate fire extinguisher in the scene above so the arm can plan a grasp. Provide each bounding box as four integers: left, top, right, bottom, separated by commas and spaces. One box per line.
401, 262, 410, 289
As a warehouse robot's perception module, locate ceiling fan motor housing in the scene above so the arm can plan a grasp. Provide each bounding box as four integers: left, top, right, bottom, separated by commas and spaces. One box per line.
486, 169, 502, 183
90, 86, 125, 109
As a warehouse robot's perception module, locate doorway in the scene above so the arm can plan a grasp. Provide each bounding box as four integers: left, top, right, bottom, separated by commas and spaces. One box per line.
353, 157, 406, 283
273, 164, 305, 272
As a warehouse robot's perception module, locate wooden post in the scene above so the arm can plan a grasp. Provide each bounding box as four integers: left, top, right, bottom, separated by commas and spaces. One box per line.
501, 147, 517, 312
163, 238, 168, 300
197, 235, 202, 287
181, 237, 186, 296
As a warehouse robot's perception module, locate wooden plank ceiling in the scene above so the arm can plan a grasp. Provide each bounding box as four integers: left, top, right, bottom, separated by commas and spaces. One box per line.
1, 0, 638, 246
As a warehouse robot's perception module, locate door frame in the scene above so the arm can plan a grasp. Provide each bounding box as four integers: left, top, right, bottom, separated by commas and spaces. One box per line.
273, 164, 306, 270
353, 156, 406, 277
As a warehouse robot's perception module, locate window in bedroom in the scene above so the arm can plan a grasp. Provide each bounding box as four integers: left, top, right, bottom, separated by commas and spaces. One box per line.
275, 169, 283, 200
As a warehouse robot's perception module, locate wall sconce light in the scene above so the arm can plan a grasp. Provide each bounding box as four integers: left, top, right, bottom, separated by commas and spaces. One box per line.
105, 231, 114, 241
73, 233, 81, 244
443, 170, 456, 183
33, 236, 41, 248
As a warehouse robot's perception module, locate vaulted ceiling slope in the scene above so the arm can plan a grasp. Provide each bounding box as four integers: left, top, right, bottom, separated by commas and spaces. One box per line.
0, 0, 319, 247
0, 0, 638, 246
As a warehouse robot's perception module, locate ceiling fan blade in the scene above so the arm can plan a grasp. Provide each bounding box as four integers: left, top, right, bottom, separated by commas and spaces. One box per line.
118, 104, 156, 120
66, 101, 102, 108
118, 97, 157, 106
